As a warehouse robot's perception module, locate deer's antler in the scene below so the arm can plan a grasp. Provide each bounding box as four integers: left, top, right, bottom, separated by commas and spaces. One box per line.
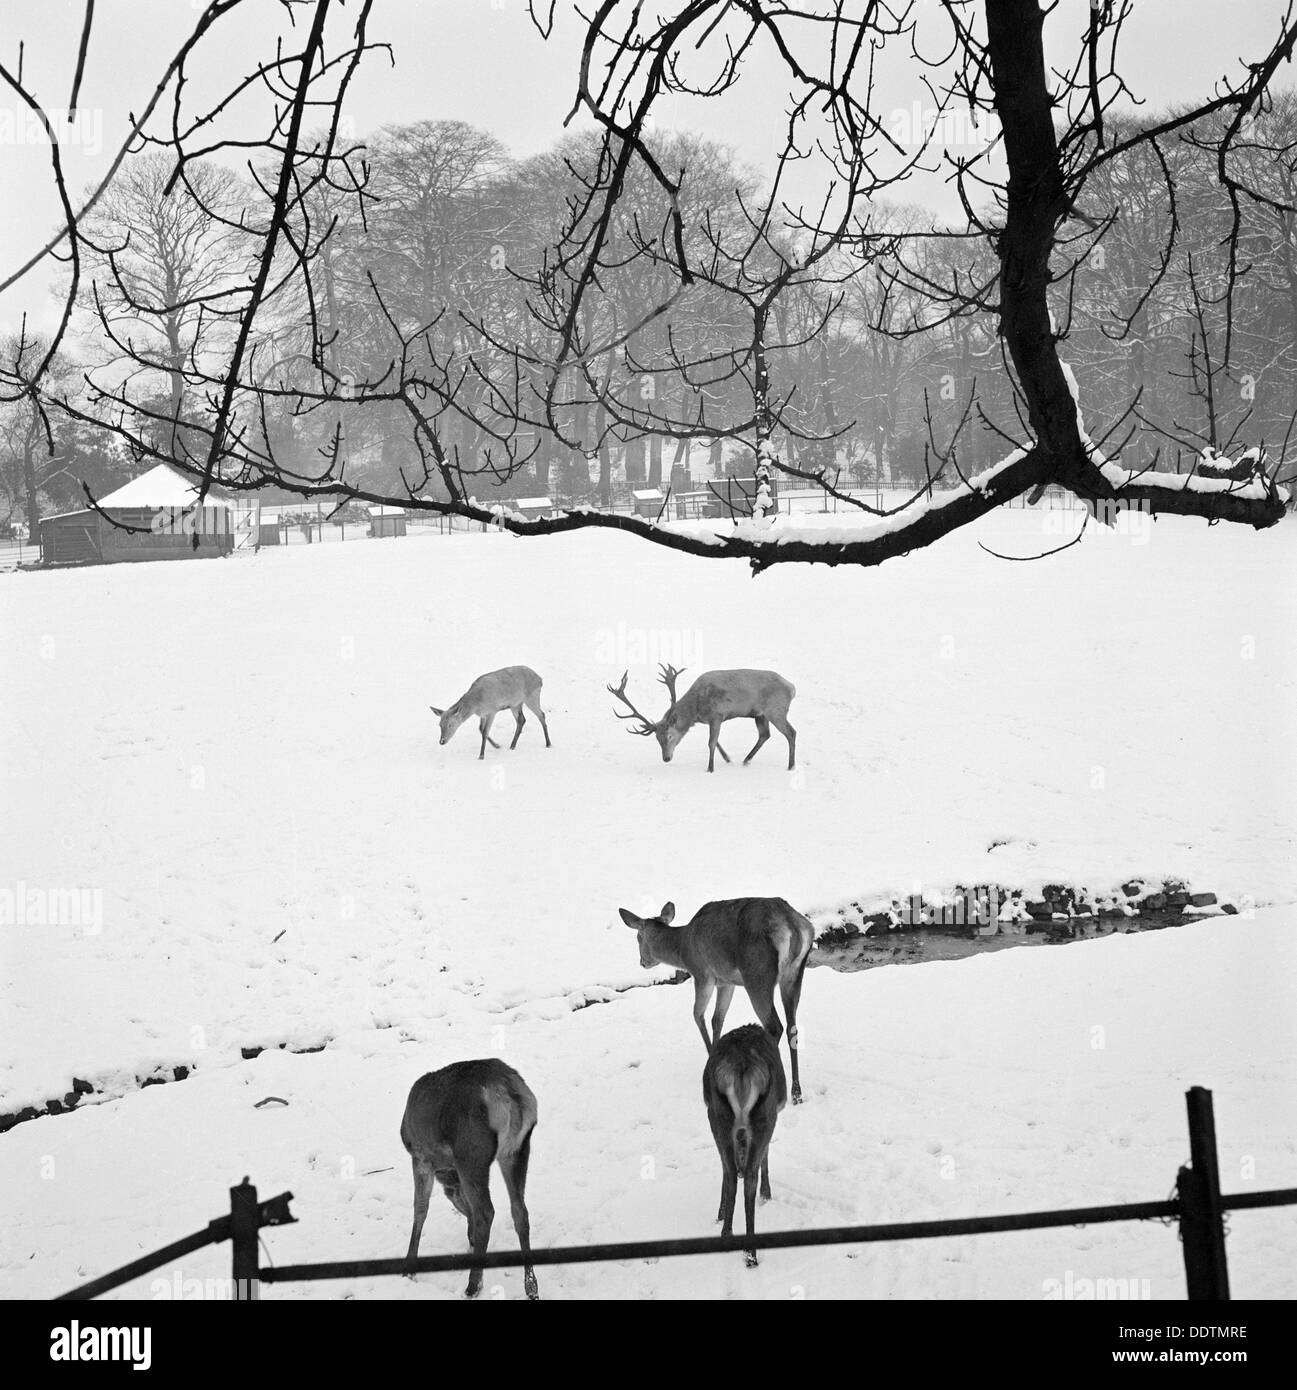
657, 663, 686, 706
607, 671, 658, 736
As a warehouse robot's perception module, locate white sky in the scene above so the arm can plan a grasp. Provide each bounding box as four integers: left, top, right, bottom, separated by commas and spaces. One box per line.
1, 0, 1294, 335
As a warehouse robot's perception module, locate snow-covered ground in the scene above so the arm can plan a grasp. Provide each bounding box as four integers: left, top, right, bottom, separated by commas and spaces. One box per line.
2, 910, 1294, 1300
1, 507, 1294, 1298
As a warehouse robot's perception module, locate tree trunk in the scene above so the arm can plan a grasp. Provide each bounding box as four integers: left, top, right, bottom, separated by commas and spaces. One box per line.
626, 436, 646, 485
648, 427, 663, 488
597, 404, 612, 506
23, 434, 41, 536
985, 1, 1081, 474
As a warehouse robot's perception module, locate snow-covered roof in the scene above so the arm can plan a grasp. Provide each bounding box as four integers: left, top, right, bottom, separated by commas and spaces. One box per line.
515, 496, 553, 508
367, 505, 407, 517
632, 488, 664, 500
98, 464, 230, 510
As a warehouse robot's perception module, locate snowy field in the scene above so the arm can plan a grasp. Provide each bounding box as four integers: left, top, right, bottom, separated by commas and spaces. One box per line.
1, 507, 1295, 1298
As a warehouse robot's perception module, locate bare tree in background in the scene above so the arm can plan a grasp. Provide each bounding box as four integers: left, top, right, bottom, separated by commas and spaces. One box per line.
0, 334, 67, 535
78, 152, 252, 459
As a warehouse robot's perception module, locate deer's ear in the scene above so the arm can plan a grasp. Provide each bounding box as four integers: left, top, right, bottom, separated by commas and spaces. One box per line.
430, 706, 444, 716
660, 902, 676, 924
618, 908, 642, 929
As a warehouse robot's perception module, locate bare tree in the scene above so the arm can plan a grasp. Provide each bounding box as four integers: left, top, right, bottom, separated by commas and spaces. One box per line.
77, 152, 252, 459
0, 333, 65, 535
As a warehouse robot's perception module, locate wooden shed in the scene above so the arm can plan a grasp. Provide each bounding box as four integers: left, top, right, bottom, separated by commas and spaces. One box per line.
39, 464, 233, 566
631, 487, 665, 518
367, 505, 407, 538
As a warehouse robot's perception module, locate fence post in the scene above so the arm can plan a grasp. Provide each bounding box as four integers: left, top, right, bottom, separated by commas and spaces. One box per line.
1177, 1086, 1230, 1300
230, 1178, 261, 1301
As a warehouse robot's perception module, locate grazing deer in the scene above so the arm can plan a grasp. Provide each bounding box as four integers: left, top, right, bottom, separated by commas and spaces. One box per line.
608, 664, 796, 772
618, 897, 813, 1102
703, 1024, 787, 1267
431, 665, 551, 760
400, 1058, 539, 1300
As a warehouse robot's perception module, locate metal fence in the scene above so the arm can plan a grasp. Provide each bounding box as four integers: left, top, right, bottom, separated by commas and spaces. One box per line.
0, 536, 42, 572
0, 488, 1122, 572
54, 1086, 1296, 1302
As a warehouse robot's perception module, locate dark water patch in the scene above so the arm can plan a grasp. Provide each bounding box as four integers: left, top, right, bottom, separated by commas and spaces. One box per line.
813, 905, 1235, 973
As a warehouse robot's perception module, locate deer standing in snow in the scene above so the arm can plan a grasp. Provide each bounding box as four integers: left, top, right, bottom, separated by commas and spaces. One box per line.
400, 1058, 540, 1300
618, 897, 813, 1102
607, 664, 796, 772
703, 1024, 787, 1266
431, 665, 551, 759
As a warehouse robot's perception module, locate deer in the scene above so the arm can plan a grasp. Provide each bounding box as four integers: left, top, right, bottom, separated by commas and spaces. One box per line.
400, 1058, 540, 1300
607, 664, 796, 773
703, 1024, 787, 1267
431, 665, 551, 760
617, 897, 813, 1102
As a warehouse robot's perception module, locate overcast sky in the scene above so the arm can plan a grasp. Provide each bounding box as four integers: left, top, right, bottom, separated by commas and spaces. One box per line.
2, 0, 1294, 336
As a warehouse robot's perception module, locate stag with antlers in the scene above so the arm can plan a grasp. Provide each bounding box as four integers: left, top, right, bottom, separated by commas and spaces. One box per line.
607, 664, 797, 773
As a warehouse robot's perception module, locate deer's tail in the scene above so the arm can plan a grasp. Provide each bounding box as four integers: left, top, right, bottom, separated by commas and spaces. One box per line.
482, 1074, 538, 1158
715, 1059, 771, 1170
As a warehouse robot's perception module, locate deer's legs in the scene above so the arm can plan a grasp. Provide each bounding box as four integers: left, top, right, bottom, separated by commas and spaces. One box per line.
708, 1105, 739, 1228
509, 705, 526, 749
404, 1156, 434, 1270
781, 958, 809, 1103
770, 714, 796, 770
499, 1127, 539, 1301
747, 981, 785, 1053
741, 1164, 760, 1267
706, 719, 731, 771
710, 983, 736, 1046
743, 716, 771, 764
459, 1171, 494, 1299
478, 714, 500, 759
525, 693, 551, 747
692, 975, 717, 1052
760, 1154, 772, 1202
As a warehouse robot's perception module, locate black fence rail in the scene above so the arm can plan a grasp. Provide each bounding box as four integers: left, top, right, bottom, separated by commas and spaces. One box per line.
54, 1087, 1297, 1302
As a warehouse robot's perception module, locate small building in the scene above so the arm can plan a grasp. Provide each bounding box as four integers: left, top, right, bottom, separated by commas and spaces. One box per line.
367, 505, 407, 538
39, 463, 233, 566
632, 488, 665, 518
257, 516, 282, 546
514, 496, 554, 522
674, 491, 725, 520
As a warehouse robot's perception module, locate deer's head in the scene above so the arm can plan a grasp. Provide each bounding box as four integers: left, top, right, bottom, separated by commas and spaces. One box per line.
657, 722, 685, 762
434, 1167, 470, 1217
429, 702, 467, 746
618, 901, 676, 968
607, 665, 686, 761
